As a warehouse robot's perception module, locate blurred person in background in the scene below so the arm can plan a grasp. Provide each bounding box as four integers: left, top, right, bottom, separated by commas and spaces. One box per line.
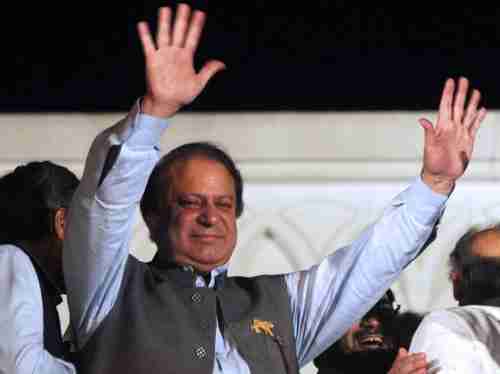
315, 289, 425, 374
0, 161, 79, 374
410, 225, 500, 373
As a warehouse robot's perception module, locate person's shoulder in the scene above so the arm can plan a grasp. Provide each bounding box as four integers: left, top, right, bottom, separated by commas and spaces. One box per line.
0, 244, 40, 292
471, 304, 500, 319
411, 307, 471, 353
416, 308, 463, 331
0, 243, 35, 270
418, 307, 479, 339
445, 305, 495, 320
424, 305, 466, 318
460, 304, 500, 314
450, 305, 500, 329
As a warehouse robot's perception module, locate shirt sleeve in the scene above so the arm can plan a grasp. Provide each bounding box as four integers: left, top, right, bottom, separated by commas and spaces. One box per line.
63, 101, 170, 349
284, 177, 447, 367
0, 245, 76, 374
409, 310, 480, 373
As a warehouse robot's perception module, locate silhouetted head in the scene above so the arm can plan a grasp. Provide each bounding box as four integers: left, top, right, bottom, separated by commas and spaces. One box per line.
449, 225, 500, 305
0, 161, 79, 243
0, 161, 79, 290
339, 289, 400, 353
314, 290, 424, 374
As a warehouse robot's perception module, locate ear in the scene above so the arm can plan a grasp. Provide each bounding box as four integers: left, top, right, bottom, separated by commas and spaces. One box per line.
53, 207, 67, 242
449, 270, 460, 282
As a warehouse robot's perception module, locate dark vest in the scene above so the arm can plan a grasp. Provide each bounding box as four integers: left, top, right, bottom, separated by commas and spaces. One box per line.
76, 255, 300, 374
16, 244, 67, 359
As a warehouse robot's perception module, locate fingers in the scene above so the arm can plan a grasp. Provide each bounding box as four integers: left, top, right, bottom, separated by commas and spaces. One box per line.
156, 7, 172, 48
172, 3, 191, 47
404, 353, 427, 372
185, 10, 206, 51
137, 22, 156, 57
439, 77, 485, 131
463, 89, 481, 128
140, 3, 207, 51
198, 60, 226, 89
438, 78, 454, 123
470, 107, 487, 139
457, 80, 486, 139
405, 354, 427, 373
453, 77, 469, 123
390, 349, 427, 374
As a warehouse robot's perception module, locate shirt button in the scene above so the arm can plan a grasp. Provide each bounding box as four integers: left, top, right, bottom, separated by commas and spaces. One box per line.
195, 346, 207, 360
191, 292, 202, 303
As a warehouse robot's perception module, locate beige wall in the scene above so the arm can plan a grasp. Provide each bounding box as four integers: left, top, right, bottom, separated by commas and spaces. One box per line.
2, 110, 499, 373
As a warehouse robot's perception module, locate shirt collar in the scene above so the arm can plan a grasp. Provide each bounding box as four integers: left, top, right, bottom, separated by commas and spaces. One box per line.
190, 264, 228, 288
150, 252, 228, 288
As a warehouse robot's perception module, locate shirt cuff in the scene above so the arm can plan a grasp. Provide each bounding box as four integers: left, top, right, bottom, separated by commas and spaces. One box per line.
126, 99, 170, 147
403, 176, 448, 226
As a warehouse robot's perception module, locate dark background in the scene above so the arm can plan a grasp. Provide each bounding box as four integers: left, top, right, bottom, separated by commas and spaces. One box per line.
7, 2, 500, 112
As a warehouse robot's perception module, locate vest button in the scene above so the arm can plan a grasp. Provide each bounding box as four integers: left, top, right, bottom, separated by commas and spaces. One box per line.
191, 292, 202, 303
191, 292, 201, 304
195, 346, 207, 359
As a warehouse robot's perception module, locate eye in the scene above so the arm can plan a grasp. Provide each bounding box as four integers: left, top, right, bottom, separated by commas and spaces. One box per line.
216, 200, 233, 210
178, 197, 202, 209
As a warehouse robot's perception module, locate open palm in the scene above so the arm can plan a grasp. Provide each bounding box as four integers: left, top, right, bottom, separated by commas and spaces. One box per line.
137, 5, 225, 117
420, 78, 486, 194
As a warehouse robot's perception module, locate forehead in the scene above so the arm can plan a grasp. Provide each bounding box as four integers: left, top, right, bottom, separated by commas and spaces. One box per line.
167, 157, 236, 197
471, 230, 500, 258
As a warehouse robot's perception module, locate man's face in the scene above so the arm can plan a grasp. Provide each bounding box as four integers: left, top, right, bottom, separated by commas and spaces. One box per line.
160, 157, 238, 272
339, 313, 395, 353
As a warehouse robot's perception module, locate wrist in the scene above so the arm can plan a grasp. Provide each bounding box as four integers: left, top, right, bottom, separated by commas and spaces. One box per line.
142, 95, 180, 118
421, 170, 455, 196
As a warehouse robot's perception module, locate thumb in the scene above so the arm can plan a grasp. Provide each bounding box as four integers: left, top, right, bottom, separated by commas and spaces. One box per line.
418, 118, 434, 132
397, 347, 409, 358
198, 60, 226, 90
419, 118, 435, 142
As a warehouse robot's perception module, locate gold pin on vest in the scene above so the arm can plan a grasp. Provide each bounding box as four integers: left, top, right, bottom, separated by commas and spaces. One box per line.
250, 319, 274, 337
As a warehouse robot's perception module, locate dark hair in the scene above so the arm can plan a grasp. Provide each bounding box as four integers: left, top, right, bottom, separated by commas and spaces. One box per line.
140, 142, 244, 227
449, 227, 481, 275
365, 288, 400, 320
450, 225, 500, 305
0, 161, 79, 243
388, 311, 425, 350
459, 256, 500, 305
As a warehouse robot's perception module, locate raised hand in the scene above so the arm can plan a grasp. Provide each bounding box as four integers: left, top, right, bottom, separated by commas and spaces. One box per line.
388, 348, 427, 374
137, 4, 226, 117
420, 77, 487, 195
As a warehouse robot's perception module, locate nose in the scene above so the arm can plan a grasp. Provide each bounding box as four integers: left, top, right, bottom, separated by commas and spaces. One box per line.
198, 203, 219, 227
361, 316, 380, 331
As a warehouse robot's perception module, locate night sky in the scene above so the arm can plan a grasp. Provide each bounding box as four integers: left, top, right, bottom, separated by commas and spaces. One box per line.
7, 2, 500, 112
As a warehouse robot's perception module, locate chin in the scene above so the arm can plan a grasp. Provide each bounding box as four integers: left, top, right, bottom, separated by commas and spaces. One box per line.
198, 248, 232, 264
189, 255, 230, 271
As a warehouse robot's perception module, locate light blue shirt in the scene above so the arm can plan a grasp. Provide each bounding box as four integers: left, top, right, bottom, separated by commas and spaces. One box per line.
64, 102, 447, 373
0, 244, 76, 374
